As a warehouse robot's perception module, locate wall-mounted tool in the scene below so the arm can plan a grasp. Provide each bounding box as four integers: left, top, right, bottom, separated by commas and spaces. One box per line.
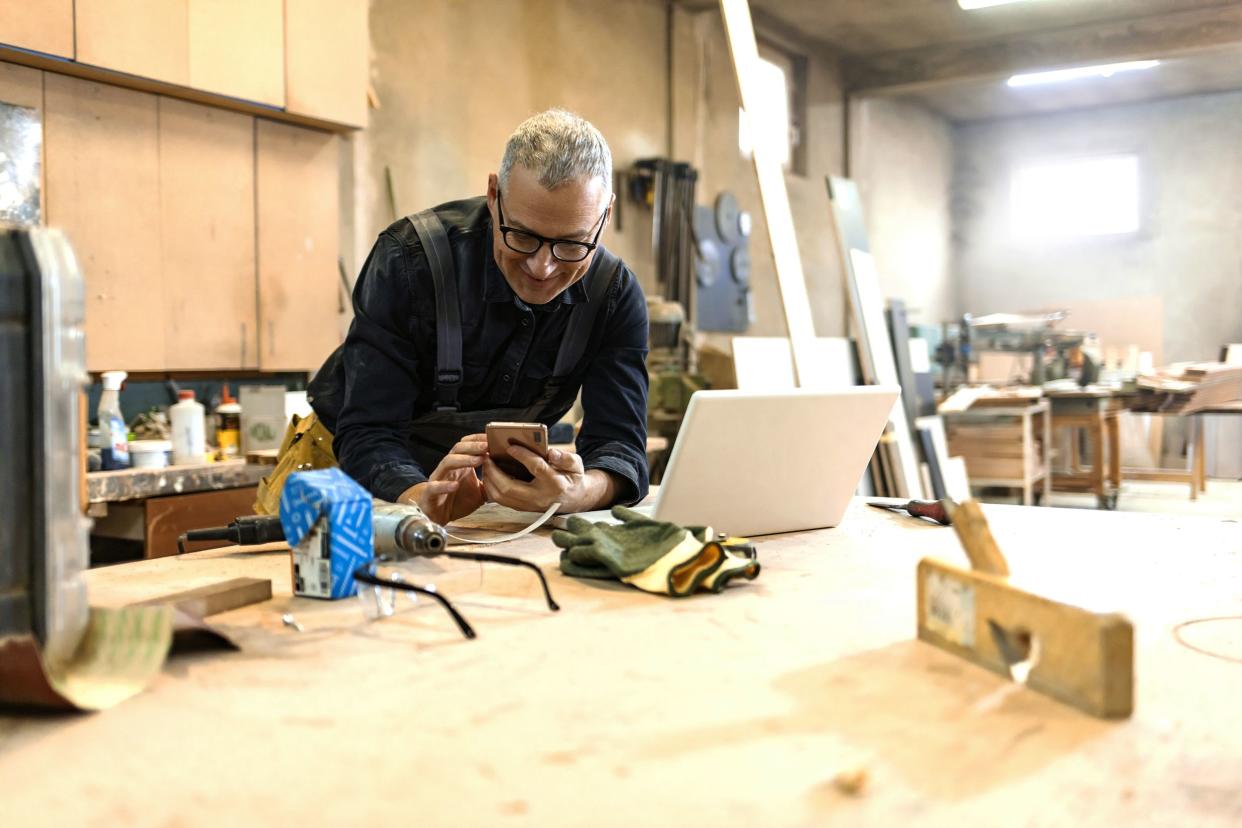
693, 191, 753, 333
916, 500, 1134, 718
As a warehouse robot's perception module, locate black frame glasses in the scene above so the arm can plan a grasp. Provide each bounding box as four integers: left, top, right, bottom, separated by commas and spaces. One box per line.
496, 190, 607, 263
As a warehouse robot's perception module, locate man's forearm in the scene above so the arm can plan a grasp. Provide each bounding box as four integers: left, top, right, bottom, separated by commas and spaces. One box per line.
574, 469, 619, 512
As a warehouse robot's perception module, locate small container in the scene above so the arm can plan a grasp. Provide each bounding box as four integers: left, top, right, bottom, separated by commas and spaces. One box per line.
98, 370, 130, 470
129, 439, 172, 469
170, 389, 207, 465
216, 384, 242, 458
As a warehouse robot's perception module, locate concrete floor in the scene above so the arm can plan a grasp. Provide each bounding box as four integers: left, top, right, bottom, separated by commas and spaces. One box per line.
986, 478, 1242, 519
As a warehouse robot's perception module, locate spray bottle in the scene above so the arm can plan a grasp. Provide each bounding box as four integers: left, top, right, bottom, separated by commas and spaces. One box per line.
98, 370, 130, 470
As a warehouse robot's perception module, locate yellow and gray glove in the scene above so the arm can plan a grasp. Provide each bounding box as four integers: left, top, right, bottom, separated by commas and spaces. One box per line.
553, 506, 760, 597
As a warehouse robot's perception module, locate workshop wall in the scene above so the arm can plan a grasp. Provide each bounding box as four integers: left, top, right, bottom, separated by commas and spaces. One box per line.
346, 0, 668, 294
848, 96, 956, 329
953, 90, 1242, 363
670, 10, 849, 346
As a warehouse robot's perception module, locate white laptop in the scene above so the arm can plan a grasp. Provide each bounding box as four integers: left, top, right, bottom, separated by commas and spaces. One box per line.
556, 386, 900, 537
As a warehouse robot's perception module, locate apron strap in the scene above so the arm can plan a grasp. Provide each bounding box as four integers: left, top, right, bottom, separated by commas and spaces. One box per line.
552, 247, 623, 377
408, 209, 463, 412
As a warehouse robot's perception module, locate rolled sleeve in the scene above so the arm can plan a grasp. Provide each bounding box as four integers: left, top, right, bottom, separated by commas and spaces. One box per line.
576, 270, 650, 505
333, 232, 431, 499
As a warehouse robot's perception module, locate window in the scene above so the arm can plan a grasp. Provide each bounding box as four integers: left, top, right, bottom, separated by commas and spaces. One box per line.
1009, 154, 1140, 241
738, 42, 806, 174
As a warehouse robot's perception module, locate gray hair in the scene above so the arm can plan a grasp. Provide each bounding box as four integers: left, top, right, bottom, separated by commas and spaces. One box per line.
498, 109, 612, 195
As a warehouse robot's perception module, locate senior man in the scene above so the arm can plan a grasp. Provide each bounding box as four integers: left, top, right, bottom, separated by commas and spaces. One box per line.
305, 109, 649, 524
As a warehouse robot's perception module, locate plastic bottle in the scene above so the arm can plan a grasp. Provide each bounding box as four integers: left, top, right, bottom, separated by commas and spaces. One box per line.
98, 370, 130, 470
216, 384, 242, 459
170, 389, 207, 465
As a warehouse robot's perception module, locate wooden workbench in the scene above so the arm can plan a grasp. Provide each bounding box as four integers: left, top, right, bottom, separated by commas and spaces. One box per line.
3, 500, 1241, 826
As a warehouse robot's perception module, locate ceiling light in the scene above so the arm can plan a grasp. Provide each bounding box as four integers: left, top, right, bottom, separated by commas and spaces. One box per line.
1007, 60, 1160, 87
958, 0, 1039, 9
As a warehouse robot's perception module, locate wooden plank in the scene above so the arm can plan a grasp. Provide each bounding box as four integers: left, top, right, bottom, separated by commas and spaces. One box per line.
44, 74, 165, 371
75, 0, 189, 86
918, 558, 1134, 719
256, 119, 340, 371
135, 577, 272, 617
0, 61, 44, 223
0, 0, 74, 58
844, 4, 1242, 93
158, 98, 257, 370
284, 0, 368, 128
0, 46, 356, 134
188, 0, 284, 107
144, 485, 259, 558
718, 0, 818, 385
827, 177, 923, 499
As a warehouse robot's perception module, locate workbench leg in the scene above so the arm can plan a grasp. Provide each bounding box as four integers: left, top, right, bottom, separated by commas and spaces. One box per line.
1187, 418, 1199, 502
1195, 417, 1207, 495
1042, 409, 1053, 503
1090, 418, 1105, 506
1106, 412, 1121, 491
1022, 412, 1033, 505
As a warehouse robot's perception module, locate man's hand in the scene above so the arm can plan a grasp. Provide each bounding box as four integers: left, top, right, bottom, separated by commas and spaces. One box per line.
398, 434, 488, 524
482, 445, 616, 514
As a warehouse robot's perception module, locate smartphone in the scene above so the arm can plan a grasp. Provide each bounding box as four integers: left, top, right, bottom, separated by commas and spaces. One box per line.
486, 422, 549, 482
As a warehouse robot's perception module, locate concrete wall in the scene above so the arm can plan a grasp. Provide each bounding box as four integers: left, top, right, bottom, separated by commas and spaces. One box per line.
848, 97, 956, 329
953, 90, 1242, 362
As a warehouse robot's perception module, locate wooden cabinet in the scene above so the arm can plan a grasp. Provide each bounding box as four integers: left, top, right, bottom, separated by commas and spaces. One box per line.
75, 0, 189, 85
0, 0, 74, 58
0, 61, 45, 222
256, 119, 341, 371
158, 98, 258, 370
44, 75, 165, 372
188, 0, 284, 107
285, 0, 369, 128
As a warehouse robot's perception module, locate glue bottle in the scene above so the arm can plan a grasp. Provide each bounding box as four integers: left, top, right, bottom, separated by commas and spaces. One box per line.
215, 384, 242, 459
170, 390, 207, 465
98, 370, 130, 470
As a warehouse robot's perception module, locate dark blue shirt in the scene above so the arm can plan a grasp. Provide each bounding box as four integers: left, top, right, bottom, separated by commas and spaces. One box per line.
312, 197, 650, 504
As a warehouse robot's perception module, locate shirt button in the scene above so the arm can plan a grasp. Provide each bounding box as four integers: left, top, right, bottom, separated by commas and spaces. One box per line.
503, 373, 512, 382
521, 318, 530, 327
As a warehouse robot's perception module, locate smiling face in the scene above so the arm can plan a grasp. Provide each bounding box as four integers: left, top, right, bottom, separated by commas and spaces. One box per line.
486, 165, 611, 306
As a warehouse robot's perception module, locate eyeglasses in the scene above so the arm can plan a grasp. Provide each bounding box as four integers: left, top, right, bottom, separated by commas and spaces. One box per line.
495, 190, 607, 263
352, 547, 560, 640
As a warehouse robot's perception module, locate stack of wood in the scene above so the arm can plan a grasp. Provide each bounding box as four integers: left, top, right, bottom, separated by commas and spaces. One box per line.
1128, 363, 1242, 414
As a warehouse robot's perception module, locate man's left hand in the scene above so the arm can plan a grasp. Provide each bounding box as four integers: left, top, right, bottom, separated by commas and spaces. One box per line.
482, 445, 614, 513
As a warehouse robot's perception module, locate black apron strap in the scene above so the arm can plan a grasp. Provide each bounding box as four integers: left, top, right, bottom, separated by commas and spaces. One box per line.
408, 209, 463, 412
551, 247, 622, 377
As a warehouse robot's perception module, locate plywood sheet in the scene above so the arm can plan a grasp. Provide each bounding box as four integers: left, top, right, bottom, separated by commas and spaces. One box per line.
0, 61, 44, 223
0, 0, 74, 58
44, 74, 164, 371
188, 0, 283, 107
158, 98, 256, 370
256, 119, 340, 371
284, 0, 368, 127
732, 336, 795, 391
76, 0, 189, 85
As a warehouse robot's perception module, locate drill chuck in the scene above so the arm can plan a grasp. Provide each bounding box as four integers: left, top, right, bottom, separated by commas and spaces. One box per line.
371, 501, 448, 560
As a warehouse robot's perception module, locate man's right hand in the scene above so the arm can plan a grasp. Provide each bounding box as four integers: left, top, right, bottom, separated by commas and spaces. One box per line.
398, 434, 488, 524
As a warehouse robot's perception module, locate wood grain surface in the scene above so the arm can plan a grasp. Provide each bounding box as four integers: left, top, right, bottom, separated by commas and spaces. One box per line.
2, 500, 1240, 826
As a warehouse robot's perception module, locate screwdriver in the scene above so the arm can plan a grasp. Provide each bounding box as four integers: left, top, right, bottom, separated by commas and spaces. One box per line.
867, 499, 953, 526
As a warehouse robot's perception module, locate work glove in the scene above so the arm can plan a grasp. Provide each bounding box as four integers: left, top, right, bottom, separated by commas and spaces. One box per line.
553, 506, 760, 597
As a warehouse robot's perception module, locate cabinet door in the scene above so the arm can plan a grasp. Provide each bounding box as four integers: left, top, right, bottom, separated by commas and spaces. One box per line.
44, 75, 164, 372
159, 98, 257, 370
285, 0, 368, 128
188, 0, 284, 107
0, 61, 45, 223
256, 119, 340, 371
0, 0, 74, 58
76, 0, 189, 85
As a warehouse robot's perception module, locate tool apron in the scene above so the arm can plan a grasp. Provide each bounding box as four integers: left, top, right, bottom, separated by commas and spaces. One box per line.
254, 207, 620, 514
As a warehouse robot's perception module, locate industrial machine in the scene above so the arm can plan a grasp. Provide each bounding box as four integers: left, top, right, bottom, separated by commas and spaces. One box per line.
935, 311, 1099, 392
0, 227, 92, 666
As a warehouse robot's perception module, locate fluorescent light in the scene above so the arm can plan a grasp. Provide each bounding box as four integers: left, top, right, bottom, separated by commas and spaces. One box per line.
1008, 60, 1160, 87
959, 0, 1038, 9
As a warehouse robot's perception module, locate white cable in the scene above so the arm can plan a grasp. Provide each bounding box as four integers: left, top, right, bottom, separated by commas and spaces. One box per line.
444, 502, 562, 545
